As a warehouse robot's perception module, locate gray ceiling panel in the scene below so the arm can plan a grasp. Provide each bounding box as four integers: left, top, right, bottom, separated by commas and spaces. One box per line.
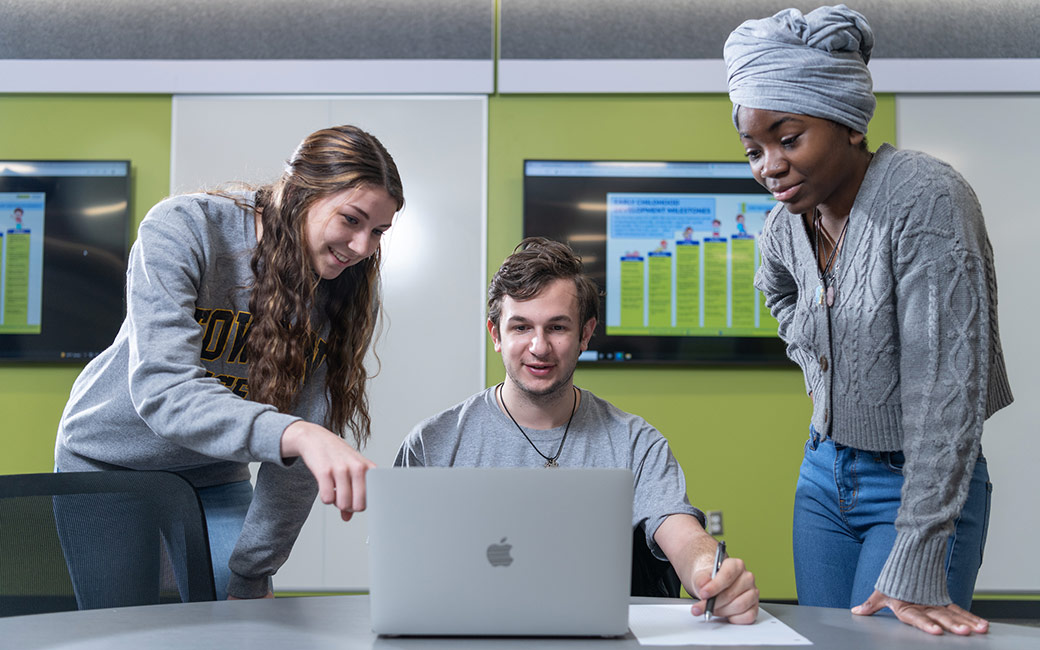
0, 0, 494, 60
499, 0, 1040, 59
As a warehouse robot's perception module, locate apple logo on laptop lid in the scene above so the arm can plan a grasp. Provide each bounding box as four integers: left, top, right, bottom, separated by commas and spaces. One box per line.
486, 538, 514, 567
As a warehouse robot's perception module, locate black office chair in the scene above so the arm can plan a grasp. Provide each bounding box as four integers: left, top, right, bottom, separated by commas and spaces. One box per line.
630, 524, 683, 597
0, 470, 216, 617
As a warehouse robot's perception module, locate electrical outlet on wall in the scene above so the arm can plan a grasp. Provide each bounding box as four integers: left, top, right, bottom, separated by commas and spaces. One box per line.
706, 510, 724, 536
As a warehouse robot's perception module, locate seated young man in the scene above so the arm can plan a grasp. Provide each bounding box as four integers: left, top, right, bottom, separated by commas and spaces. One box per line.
395, 237, 759, 624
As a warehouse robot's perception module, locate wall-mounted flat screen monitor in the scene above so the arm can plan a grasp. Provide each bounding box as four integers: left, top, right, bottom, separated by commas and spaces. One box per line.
523, 159, 789, 365
0, 160, 130, 362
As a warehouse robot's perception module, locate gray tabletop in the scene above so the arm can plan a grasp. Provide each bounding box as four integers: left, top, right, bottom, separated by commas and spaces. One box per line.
2, 595, 1038, 649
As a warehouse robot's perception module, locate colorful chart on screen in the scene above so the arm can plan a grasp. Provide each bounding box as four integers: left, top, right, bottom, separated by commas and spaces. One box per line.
605, 192, 777, 337
1, 192, 46, 334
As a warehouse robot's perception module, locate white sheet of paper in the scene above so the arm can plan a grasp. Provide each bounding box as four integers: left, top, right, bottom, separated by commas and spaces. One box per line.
628, 604, 812, 646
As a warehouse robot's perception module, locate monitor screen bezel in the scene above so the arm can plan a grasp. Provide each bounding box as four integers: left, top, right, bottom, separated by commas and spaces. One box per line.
522, 158, 790, 367
0, 159, 132, 364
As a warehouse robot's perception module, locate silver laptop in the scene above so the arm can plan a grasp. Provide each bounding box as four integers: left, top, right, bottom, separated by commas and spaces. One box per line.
367, 467, 634, 637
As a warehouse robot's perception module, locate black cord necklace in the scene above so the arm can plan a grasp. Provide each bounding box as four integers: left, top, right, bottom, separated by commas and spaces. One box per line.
497, 382, 578, 468
813, 208, 849, 308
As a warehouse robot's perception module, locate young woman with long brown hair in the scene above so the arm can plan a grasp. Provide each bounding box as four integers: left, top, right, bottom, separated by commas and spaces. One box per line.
55, 124, 404, 602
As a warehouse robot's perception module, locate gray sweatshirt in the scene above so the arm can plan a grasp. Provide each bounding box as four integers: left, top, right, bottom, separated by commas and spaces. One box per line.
754, 143, 1013, 605
55, 192, 325, 599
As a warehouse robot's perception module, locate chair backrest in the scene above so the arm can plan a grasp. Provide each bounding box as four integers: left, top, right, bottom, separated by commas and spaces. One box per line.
0, 470, 215, 617
630, 524, 683, 598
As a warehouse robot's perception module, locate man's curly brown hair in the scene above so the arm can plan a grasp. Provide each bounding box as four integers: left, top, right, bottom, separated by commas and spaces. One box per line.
487, 237, 601, 331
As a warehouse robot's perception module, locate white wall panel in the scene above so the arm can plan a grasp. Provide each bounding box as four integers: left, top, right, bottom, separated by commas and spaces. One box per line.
172, 95, 487, 590
897, 95, 1040, 593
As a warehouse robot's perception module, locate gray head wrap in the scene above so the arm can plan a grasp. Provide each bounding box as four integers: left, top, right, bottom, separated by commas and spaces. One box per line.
724, 4, 876, 134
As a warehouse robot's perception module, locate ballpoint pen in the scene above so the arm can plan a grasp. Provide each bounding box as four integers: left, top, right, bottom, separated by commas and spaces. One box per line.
704, 540, 726, 621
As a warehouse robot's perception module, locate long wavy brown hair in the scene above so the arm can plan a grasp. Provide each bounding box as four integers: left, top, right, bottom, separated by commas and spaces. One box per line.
246, 125, 403, 449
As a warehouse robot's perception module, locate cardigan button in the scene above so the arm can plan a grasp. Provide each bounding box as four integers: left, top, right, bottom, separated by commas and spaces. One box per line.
819, 355, 829, 372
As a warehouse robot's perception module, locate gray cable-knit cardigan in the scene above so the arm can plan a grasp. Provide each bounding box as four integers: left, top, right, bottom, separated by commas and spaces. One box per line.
754, 143, 1013, 606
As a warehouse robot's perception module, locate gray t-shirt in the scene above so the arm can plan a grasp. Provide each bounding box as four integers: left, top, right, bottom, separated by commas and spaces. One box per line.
395, 386, 704, 558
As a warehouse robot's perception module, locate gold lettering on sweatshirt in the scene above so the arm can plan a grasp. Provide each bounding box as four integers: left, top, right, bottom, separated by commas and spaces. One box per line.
195, 307, 327, 396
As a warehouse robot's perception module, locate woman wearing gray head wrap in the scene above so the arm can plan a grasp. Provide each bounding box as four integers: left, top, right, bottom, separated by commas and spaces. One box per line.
724, 4, 1011, 638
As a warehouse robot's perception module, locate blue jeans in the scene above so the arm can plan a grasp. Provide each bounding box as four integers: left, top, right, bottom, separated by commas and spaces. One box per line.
792, 427, 991, 610
197, 479, 254, 601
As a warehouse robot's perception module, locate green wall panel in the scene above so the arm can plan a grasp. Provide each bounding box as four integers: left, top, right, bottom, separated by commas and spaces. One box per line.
0, 94, 172, 474
487, 93, 897, 599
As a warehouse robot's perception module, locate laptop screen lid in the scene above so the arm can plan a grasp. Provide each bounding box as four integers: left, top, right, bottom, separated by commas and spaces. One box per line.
367, 467, 634, 637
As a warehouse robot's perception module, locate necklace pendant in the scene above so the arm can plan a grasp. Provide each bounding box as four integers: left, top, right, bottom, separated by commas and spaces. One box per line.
544, 458, 558, 468
815, 285, 824, 306
826, 285, 836, 307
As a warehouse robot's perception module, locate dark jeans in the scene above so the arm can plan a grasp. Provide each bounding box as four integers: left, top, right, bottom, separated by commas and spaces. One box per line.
53, 477, 254, 608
